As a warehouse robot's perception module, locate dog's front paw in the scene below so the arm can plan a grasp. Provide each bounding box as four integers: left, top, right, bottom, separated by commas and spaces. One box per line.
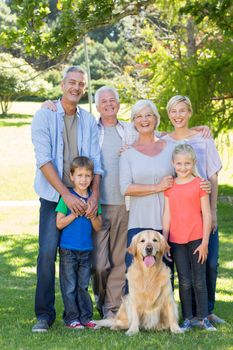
125, 328, 139, 336
170, 326, 183, 334
93, 321, 102, 329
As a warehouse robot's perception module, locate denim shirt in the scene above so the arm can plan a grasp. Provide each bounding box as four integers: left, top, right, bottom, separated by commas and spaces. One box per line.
31, 100, 103, 202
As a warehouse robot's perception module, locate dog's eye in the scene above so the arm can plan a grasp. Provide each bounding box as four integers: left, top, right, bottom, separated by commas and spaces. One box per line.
140, 239, 145, 243
153, 239, 158, 242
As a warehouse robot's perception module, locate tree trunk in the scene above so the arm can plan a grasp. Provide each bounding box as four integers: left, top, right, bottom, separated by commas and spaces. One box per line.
186, 17, 197, 58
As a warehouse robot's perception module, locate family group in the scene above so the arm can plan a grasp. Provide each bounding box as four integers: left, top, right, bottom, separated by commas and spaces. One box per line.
31, 65, 224, 334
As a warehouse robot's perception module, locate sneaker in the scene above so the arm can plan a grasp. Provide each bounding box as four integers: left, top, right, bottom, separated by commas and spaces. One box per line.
200, 317, 217, 331
190, 317, 201, 327
180, 319, 193, 332
66, 321, 84, 330
208, 313, 225, 324
84, 320, 97, 329
32, 320, 49, 333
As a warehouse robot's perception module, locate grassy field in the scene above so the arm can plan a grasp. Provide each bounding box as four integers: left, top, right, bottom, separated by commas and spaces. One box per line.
0, 102, 233, 349
0, 203, 232, 350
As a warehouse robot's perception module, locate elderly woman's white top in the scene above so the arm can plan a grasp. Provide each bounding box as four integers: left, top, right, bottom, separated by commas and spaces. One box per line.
119, 142, 174, 230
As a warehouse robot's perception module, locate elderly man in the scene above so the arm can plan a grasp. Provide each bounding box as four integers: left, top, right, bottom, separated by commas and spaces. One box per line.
40, 85, 135, 320
92, 86, 137, 319
31, 66, 102, 332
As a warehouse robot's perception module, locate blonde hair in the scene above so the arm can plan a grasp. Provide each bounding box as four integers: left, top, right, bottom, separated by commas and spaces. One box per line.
172, 144, 200, 177
166, 95, 193, 115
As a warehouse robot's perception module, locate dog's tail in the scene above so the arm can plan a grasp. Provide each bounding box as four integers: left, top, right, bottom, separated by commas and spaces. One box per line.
95, 318, 115, 329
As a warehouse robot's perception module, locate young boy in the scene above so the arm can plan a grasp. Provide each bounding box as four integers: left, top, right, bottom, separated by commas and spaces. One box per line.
56, 156, 102, 329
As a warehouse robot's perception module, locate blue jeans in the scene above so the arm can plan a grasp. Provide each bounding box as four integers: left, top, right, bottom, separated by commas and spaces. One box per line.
192, 228, 219, 315
125, 228, 174, 293
59, 248, 93, 325
206, 228, 219, 314
171, 239, 208, 320
35, 198, 61, 325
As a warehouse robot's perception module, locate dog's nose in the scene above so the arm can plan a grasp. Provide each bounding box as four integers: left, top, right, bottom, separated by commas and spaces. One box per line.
146, 245, 153, 255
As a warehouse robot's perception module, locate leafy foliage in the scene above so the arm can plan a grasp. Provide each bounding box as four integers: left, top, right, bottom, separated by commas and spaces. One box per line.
111, 1, 233, 134
0, 53, 52, 114
0, 0, 155, 68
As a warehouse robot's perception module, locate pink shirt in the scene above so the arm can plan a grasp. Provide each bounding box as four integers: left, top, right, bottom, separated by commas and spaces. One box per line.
164, 177, 208, 244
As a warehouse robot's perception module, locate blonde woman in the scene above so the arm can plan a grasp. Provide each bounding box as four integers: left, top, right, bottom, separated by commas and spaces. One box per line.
162, 95, 223, 325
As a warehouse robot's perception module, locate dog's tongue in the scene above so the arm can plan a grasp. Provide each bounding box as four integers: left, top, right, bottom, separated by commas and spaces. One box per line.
144, 256, 155, 267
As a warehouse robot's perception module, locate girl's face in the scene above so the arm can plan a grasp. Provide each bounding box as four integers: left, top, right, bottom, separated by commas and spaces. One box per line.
168, 102, 191, 129
172, 153, 195, 179
133, 106, 157, 134
70, 167, 93, 191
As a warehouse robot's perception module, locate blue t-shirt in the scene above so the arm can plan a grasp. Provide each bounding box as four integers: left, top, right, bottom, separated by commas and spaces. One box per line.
56, 189, 94, 251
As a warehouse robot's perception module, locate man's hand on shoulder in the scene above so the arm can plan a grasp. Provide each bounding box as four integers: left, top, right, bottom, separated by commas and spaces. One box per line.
85, 192, 98, 218
62, 192, 87, 216
192, 125, 212, 138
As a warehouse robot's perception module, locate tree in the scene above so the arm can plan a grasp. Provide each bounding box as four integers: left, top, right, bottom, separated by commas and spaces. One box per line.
112, 1, 233, 134
0, 0, 155, 68
0, 53, 52, 114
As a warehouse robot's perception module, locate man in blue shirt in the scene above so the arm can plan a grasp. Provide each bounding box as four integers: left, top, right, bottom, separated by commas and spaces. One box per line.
31, 66, 102, 332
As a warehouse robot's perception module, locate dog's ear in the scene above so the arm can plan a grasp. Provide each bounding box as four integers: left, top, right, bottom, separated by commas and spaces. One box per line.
159, 234, 170, 255
127, 235, 137, 256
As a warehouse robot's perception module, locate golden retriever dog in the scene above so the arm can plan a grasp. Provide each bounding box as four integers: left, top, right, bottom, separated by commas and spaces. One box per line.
95, 230, 181, 336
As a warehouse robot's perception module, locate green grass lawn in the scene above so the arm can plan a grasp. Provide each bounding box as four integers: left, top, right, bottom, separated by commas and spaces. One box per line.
0, 102, 233, 349
0, 203, 232, 350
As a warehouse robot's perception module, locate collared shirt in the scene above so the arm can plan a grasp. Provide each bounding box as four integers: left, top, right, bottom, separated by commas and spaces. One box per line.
97, 117, 138, 148
31, 100, 103, 202
97, 116, 162, 147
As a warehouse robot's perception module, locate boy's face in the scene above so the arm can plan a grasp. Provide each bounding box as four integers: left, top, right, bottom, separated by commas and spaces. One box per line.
70, 167, 93, 191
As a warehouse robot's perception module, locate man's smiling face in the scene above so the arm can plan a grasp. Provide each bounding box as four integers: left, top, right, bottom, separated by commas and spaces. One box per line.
61, 71, 86, 105
96, 91, 120, 119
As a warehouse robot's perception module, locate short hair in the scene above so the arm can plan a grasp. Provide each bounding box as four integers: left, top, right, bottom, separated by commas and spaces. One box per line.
172, 143, 200, 177
94, 86, 120, 107
70, 156, 94, 175
62, 66, 87, 81
131, 99, 160, 129
166, 95, 193, 115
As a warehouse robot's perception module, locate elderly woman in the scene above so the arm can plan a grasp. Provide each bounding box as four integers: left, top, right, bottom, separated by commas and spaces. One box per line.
119, 100, 175, 270
162, 95, 223, 325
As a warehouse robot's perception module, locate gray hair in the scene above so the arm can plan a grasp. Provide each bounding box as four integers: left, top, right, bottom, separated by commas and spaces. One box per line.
62, 66, 87, 81
166, 95, 193, 115
172, 143, 200, 177
95, 86, 120, 107
131, 99, 160, 129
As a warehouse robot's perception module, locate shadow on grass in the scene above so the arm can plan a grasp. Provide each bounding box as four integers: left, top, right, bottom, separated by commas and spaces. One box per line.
0, 113, 32, 127
0, 234, 61, 314
0, 113, 32, 119
0, 202, 232, 349
218, 184, 233, 197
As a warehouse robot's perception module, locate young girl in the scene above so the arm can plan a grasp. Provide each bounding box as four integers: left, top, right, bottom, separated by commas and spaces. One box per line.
162, 95, 223, 325
56, 156, 102, 329
163, 144, 216, 332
